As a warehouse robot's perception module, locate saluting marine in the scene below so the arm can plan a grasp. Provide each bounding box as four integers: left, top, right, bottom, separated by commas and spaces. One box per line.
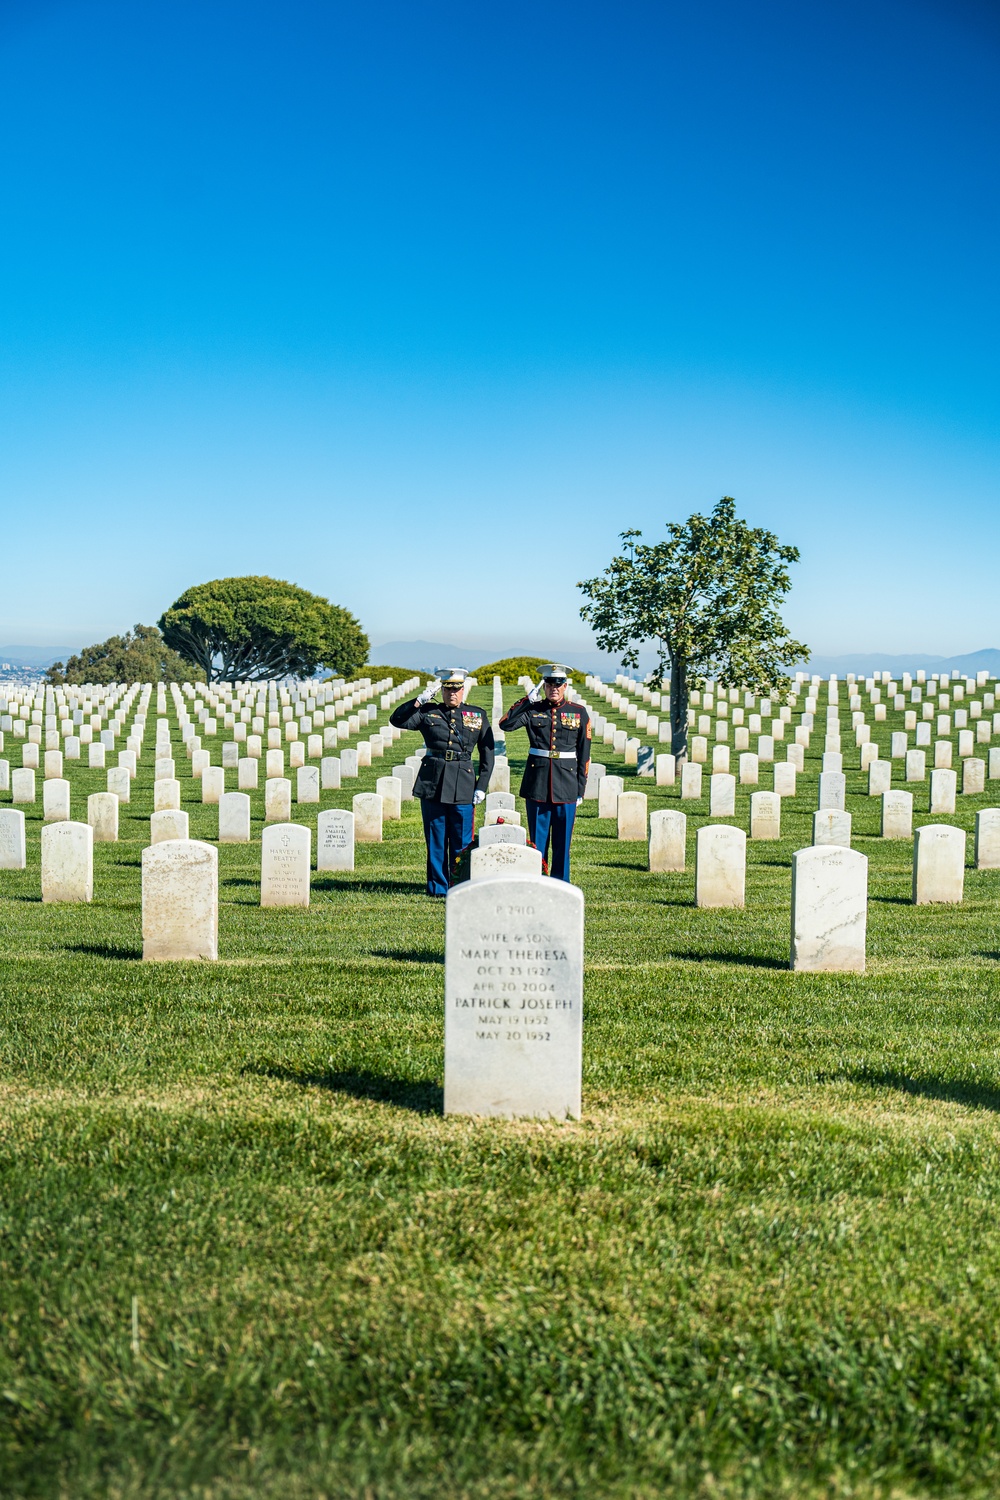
499, 664, 590, 882
389, 669, 495, 897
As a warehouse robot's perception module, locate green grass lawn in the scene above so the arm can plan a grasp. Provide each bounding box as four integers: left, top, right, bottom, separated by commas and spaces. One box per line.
3, 685, 1000, 1498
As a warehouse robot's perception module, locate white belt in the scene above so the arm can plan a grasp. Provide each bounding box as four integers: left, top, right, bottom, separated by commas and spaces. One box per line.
529, 749, 577, 759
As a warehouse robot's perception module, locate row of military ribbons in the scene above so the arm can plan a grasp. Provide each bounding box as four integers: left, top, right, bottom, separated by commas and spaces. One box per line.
389, 679, 591, 896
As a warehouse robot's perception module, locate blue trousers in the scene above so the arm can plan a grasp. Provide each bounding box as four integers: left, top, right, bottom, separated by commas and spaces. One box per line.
420, 799, 474, 896
526, 799, 577, 882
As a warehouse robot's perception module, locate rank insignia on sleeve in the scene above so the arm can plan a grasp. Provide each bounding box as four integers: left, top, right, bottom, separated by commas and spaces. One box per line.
560, 712, 581, 728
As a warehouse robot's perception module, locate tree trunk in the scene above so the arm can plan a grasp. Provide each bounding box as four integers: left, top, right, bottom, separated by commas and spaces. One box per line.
670, 657, 688, 763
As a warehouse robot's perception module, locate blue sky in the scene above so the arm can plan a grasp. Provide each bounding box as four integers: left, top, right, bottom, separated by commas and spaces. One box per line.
1, 0, 998, 658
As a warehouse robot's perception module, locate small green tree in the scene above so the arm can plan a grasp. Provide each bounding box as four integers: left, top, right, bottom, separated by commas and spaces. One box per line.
159, 577, 369, 682
578, 497, 808, 760
472, 656, 581, 685
45, 625, 203, 685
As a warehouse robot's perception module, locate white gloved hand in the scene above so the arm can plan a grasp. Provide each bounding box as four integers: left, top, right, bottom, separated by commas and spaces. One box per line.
473, 789, 486, 805
416, 679, 441, 705
576, 797, 583, 807
527, 678, 545, 703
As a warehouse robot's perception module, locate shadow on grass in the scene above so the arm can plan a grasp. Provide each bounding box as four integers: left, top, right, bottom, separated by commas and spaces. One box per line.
66, 942, 142, 960
845, 1068, 1000, 1112
312, 877, 427, 895
370, 948, 443, 964
669, 949, 788, 970
246, 1063, 442, 1114
869, 895, 911, 906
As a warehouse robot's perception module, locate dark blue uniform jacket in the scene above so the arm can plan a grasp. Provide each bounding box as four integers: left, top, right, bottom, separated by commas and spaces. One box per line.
388, 698, 495, 803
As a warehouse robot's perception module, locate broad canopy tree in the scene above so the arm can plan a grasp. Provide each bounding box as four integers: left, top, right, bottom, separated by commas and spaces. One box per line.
578, 498, 808, 761
159, 576, 369, 683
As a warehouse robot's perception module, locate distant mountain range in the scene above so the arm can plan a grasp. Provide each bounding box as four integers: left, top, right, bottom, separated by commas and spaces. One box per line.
4, 637, 999, 680
0, 644, 76, 668
373, 641, 1000, 680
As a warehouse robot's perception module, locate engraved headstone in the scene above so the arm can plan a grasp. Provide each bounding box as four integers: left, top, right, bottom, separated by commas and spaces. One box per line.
655, 753, 676, 786
929, 767, 957, 815
597, 775, 624, 819
963, 757, 986, 795
648, 808, 686, 872
43, 778, 71, 822
142, 840, 218, 959
201, 766, 225, 805
695, 825, 746, 908
913, 824, 965, 904
818, 771, 846, 811
813, 809, 851, 848
154, 777, 181, 812
296, 765, 320, 804
353, 791, 383, 842
108, 765, 131, 803
470, 843, 544, 880
709, 772, 736, 818
479, 823, 528, 847
316, 808, 355, 871
11, 768, 36, 804
680, 762, 702, 800
975, 808, 1000, 870
773, 761, 797, 797
219, 791, 251, 844
321, 755, 342, 790
238, 756, 259, 791
444, 876, 584, 1119
881, 789, 913, 840
261, 823, 311, 907
151, 809, 190, 843
264, 777, 292, 823
0, 808, 26, 869
617, 790, 648, 840
750, 790, 780, 840
790, 845, 867, 973
41, 821, 93, 903
88, 791, 119, 842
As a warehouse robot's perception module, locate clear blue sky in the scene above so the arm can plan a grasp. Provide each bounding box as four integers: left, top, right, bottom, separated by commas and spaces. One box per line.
1, 0, 998, 658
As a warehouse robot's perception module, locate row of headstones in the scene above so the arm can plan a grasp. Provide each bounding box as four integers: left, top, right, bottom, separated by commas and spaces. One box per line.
0, 673, 416, 796
0, 783, 532, 912
586, 680, 1000, 787
449, 779, 989, 1113
591, 767, 991, 824
645, 807, 998, 886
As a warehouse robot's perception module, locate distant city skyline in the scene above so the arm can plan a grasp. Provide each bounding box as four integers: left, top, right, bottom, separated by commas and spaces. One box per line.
1, 0, 998, 655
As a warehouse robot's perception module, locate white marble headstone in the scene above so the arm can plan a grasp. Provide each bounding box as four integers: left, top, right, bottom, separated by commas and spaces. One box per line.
913, 824, 965, 904
41, 821, 93, 903
316, 808, 355, 871
261, 823, 311, 907
695, 825, 745, 908
648, 808, 686, 871
0, 808, 26, 869
444, 876, 583, 1119
142, 839, 218, 959
790, 845, 867, 973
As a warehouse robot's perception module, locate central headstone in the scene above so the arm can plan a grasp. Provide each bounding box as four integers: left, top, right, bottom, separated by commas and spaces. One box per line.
142, 840, 218, 960
789, 845, 867, 973
317, 808, 355, 871
694, 825, 746, 908
41, 821, 94, 903
444, 876, 583, 1118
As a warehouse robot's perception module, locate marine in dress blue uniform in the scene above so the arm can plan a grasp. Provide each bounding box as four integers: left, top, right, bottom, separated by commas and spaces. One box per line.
499, 664, 590, 882
389, 670, 495, 897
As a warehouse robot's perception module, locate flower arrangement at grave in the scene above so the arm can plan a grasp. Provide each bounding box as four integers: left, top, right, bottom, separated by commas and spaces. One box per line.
450, 817, 548, 885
